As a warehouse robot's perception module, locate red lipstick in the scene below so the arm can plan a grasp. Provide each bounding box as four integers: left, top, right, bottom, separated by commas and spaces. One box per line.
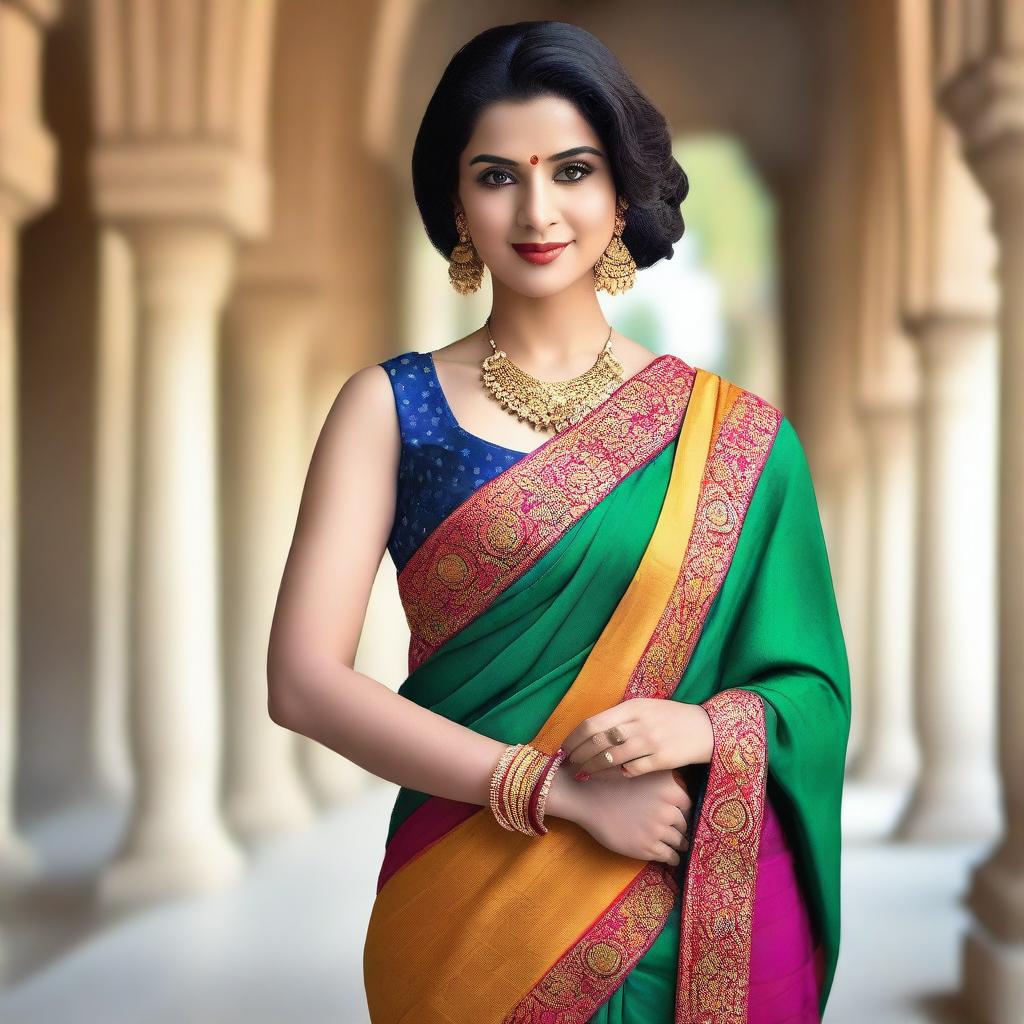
511, 241, 572, 265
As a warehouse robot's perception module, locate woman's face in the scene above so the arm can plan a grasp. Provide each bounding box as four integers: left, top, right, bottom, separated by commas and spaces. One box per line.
455, 94, 618, 298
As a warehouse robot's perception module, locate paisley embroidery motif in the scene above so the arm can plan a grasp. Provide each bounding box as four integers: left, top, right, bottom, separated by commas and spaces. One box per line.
676, 689, 768, 1024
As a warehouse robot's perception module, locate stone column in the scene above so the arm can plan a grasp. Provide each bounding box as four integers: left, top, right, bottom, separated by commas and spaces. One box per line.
88, 0, 278, 905
891, 0, 1003, 846
220, 286, 317, 841
0, 0, 60, 882
96, 223, 244, 906
836, 0, 923, 796
850, 398, 920, 787
895, 311, 1000, 840
939, 37, 1024, 1021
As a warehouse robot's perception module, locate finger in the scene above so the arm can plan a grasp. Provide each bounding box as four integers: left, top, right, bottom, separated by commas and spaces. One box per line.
568, 728, 622, 768
670, 806, 688, 832
580, 735, 645, 775
564, 717, 636, 765
617, 753, 657, 778
583, 757, 625, 781
607, 725, 628, 746
662, 825, 689, 851
670, 774, 694, 812
581, 745, 623, 774
671, 768, 692, 792
651, 840, 680, 867
562, 714, 625, 762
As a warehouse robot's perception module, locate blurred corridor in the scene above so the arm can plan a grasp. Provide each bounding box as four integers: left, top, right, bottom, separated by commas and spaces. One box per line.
1, 1, 1021, 1022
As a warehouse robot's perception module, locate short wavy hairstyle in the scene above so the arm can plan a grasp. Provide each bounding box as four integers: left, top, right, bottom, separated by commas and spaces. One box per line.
411, 20, 689, 271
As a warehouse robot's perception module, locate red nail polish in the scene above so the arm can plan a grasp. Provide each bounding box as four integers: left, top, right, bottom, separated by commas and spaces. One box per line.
574, 769, 591, 782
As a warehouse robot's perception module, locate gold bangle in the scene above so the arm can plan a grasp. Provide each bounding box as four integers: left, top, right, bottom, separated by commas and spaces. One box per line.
489, 744, 522, 831
503, 745, 543, 834
490, 743, 568, 837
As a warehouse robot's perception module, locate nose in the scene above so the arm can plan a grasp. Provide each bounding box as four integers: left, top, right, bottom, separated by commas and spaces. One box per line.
516, 170, 558, 235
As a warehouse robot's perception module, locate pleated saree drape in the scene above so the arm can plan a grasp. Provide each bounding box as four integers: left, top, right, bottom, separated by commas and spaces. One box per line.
363, 355, 851, 1024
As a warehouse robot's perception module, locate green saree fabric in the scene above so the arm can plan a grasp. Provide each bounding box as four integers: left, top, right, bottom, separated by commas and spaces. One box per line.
591, 415, 851, 1020
384, 414, 850, 1020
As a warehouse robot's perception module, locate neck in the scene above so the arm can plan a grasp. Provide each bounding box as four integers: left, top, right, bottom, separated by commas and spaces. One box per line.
485, 276, 614, 373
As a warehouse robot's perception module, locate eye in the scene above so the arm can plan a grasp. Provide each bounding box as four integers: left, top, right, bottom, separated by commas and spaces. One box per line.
476, 161, 595, 188
478, 168, 516, 188
555, 161, 594, 183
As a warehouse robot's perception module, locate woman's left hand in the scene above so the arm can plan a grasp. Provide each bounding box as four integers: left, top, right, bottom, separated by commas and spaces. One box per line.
561, 698, 715, 781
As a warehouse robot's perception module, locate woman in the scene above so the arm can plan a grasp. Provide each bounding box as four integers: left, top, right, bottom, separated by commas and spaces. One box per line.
268, 20, 850, 1024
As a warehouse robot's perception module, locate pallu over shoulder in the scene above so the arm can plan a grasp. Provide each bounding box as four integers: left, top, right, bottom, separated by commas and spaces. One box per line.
364, 353, 851, 1024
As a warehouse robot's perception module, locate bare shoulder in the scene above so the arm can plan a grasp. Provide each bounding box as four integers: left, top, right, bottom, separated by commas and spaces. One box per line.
310, 361, 399, 464
326, 360, 398, 431
294, 359, 400, 542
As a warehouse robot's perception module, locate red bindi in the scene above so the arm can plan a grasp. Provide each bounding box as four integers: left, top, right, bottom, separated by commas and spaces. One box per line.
530, 154, 539, 165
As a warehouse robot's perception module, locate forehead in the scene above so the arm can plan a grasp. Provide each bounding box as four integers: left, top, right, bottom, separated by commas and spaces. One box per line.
463, 95, 600, 156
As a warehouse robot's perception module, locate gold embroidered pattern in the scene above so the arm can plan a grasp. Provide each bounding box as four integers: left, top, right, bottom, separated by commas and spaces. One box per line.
624, 386, 782, 702
503, 861, 679, 1024
676, 689, 767, 1023
504, 382, 780, 1024
398, 356, 697, 672
611, 382, 778, 1022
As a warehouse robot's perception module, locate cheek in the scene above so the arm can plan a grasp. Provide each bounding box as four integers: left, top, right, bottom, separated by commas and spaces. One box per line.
571, 193, 617, 246
462, 197, 513, 251
575, 219, 615, 260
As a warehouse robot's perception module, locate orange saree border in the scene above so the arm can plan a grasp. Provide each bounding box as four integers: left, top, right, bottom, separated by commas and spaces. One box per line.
397, 353, 695, 672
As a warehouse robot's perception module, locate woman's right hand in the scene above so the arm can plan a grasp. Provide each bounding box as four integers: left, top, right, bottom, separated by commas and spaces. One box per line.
561, 766, 692, 867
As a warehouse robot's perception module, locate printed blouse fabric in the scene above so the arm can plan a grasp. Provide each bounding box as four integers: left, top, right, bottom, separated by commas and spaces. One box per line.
379, 350, 528, 573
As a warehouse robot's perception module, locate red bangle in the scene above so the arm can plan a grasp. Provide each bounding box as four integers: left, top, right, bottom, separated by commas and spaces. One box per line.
527, 748, 566, 833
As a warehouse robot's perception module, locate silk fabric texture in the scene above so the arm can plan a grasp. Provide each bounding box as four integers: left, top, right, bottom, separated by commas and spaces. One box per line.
363, 356, 851, 1023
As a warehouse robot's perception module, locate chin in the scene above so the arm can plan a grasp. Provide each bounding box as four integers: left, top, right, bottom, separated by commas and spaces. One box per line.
504, 275, 573, 299
497, 259, 582, 295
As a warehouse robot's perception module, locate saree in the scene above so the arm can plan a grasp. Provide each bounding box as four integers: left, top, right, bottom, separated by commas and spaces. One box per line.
363, 354, 851, 1023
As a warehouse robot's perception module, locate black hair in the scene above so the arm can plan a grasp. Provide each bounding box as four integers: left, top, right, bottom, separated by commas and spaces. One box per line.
411, 20, 689, 271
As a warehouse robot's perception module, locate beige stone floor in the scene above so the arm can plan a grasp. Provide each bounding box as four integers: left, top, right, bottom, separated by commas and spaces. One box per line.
0, 780, 991, 1023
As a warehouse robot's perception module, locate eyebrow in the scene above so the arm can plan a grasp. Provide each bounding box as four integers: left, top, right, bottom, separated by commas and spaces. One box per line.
468, 145, 605, 168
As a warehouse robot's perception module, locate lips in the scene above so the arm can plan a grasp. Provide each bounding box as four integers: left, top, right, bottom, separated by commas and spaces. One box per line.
512, 240, 572, 265
512, 242, 572, 252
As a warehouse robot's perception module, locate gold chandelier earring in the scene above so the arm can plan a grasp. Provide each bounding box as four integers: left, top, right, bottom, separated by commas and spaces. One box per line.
449, 209, 485, 294
593, 196, 637, 295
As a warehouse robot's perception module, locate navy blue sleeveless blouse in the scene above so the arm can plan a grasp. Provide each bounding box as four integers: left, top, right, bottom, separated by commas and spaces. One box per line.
379, 350, 534, 574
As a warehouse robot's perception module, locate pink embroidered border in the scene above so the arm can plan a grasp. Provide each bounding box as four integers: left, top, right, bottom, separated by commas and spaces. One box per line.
506, 387, 781, 1020
677, 689, 768, 1024
503, 861, 679, 1024
625, 386, 783, 702
398, 355, 696, 673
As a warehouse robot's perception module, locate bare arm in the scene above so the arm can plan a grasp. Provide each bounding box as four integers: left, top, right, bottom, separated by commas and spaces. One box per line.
266, 361, 582, 821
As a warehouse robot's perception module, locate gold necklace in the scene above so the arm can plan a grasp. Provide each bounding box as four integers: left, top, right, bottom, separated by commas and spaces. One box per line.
480, 317, 625, 434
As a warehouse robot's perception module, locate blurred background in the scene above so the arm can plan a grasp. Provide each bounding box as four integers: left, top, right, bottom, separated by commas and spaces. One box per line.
0, 0, 1020, 1021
